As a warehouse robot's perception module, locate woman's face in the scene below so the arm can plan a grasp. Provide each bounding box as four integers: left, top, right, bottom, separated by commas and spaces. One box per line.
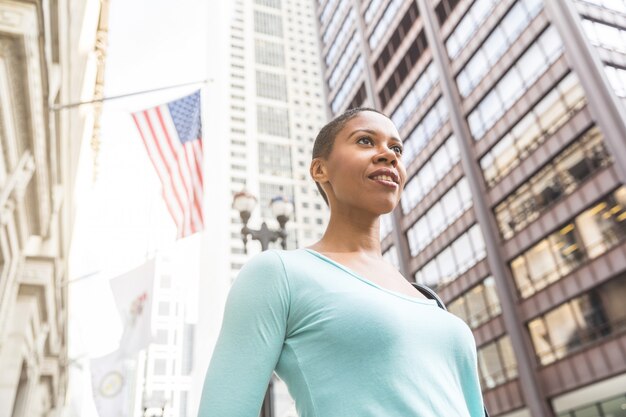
314, 111, 407, 215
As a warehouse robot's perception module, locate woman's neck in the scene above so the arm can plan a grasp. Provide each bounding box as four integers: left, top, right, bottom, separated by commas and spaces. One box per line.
312, 209, 382, 257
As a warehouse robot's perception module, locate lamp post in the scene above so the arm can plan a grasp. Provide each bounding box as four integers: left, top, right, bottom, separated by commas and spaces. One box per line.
232, 189, 294, 417
232, 190, 293, 253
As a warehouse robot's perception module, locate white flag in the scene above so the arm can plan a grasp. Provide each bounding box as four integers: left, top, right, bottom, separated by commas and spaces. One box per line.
110, 259, 156, 357
91, 350, 127, 417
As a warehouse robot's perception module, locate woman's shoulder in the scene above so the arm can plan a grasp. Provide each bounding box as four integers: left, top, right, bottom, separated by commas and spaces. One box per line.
238, 249, 312, 283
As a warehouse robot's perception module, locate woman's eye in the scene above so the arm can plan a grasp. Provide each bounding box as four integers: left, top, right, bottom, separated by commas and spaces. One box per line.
357, 137, 373, 145
392, 145, 403, 154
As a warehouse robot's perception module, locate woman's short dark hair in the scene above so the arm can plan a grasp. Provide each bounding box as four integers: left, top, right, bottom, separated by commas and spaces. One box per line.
312, 107, 387, 205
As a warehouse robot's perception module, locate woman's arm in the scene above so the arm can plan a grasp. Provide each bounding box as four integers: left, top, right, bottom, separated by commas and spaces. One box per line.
197, 250, 290, 416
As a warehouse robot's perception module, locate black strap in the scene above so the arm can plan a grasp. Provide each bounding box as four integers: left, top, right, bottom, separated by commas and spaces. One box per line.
411, 283, 490, 417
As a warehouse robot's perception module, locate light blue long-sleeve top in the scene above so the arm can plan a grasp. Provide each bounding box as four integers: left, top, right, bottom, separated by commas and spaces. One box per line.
198, 248, 485, 417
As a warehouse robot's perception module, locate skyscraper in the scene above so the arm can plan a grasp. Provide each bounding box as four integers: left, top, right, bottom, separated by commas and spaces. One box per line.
226, 0, 329, 284
314, 0, 626, 416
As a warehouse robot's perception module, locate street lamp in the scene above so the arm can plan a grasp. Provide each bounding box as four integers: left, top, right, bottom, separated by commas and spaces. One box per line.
232, 189, 293, 417
232, 190, 293, 253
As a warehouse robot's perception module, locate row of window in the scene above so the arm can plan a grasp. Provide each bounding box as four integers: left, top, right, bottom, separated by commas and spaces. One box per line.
258, 142, 293, 177
468, 26, 564, 140
322, 0, 349, 45
557, 393, 626, 417
372, 1, 420, 78
364, 0, 383, 23
402, 96, 449, 163
368, 0, 403, 49
415, 224, 487, 291
495, 126, 611, 239
254, 10, 283, 37
255, 39, 285, 67
328, 33, 358, 89
257, 105, 290, 137
401, 135, 460, 214
378, 29, 429, 107
477, 335, 518, 390
480, 71, 587, 187
605, 65, 626, 98
448, 276, 502, 329
325, 11, 355, 67
331, 56, 364, 113
407, 178, 472, 256
511, 187, 626, 298
320, 0, 339, 25
457, 0, 543, 98
580, 0, 626, 13
391, 62, 438, 132
446, 0, 498, 59
255, 0, 281, 8
529, 274, 626, 366
256, 71, 288, 101
582, 18, 626, 55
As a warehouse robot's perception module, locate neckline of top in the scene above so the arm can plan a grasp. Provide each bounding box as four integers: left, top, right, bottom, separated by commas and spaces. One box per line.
302, 248, 438, 306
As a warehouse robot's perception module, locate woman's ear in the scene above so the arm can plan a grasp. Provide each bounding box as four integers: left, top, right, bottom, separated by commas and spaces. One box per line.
310, 158, 328, 184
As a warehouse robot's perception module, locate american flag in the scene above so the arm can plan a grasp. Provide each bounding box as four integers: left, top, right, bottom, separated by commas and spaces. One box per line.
132, 90, 204, 238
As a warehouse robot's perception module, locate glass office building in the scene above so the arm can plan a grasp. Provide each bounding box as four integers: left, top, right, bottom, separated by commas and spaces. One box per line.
314, 0, 626, 416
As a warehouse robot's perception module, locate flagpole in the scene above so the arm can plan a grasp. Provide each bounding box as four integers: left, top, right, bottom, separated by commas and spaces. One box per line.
50, 79, 212, 111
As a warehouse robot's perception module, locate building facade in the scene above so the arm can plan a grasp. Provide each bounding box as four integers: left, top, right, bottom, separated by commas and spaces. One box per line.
314, 0, 626, 416
0, 0, 108, 416
226, 0, 329, 280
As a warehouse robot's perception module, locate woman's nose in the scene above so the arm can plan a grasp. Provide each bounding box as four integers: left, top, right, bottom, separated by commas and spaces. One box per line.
375, 147, 398, 167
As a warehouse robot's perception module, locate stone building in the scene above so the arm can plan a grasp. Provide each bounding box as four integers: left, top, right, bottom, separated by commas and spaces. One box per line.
0, 0, 108, 415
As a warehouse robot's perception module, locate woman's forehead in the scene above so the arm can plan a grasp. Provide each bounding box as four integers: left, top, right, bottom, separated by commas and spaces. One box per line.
342, 112, 402, 141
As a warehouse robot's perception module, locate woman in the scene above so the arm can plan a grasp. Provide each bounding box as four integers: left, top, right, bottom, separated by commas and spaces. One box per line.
198, 108, 485, 416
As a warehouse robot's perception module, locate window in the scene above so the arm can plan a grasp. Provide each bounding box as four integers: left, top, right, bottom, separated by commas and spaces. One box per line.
582, 19, 626, 55
391, 63, 438, 131
254, 10, 283, 36
255, 0, 281, 7
495, 126, 611, 239
529, 275, 626, 365
331, 56, 364, 113
467, 26, 564, 140
402, 97, 449, 163
256, 71, 288, 101
449, 276, 501, 328
254, 39, 285, 67
368, 0, 404, 49
477, 335, 518, 389
258, 142, 292, 177
407, 178, 472, 255
446, 0, 498, 59
257, 105, 290, 137
457, 0, 543, 97
480, 72, 587, 187
325, 11, 355, 66
322, 0, 349, 45
328, 33, 359, 89
604, 65, 626, 98
401, 136, 460, 214
511, 187, 626, 298
414, 224, 487, 290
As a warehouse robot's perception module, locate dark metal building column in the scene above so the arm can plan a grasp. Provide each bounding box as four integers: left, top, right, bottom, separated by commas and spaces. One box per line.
545, 0, 626, 184
414, 1, 555, 416
352, 0, 414, 279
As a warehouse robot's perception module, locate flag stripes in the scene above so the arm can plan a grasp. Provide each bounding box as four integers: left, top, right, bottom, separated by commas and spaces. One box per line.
132, 90, 204, 238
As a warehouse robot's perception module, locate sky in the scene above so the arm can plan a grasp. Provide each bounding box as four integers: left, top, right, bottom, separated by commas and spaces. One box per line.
67, 0, 210, 415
